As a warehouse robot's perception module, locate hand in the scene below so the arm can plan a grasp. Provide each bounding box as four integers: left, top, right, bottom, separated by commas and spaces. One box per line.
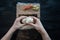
12, 16, 27, 30
28, 17, 44, 30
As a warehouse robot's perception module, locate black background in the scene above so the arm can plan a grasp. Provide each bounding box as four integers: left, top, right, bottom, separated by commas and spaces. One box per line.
0, 0, 60, 40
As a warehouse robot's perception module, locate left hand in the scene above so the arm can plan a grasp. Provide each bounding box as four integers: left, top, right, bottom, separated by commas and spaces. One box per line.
12, 16, 27, 30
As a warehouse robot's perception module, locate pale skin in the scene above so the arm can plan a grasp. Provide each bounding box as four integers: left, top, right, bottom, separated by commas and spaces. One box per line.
1, 16, 51, 40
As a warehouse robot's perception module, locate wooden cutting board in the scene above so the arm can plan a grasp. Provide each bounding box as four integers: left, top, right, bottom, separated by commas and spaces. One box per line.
16, 2, 40, 30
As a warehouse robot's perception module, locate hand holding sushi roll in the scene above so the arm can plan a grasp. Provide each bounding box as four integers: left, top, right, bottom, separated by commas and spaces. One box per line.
1, 16, 51, 40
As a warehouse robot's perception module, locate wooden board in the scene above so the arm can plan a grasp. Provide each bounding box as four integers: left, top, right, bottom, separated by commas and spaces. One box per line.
16, 2, 40, 30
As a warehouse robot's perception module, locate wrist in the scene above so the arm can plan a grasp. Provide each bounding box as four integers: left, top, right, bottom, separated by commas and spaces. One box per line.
35, 26, 46, 34
37, 27, 48, 36
10, 26, 17, 32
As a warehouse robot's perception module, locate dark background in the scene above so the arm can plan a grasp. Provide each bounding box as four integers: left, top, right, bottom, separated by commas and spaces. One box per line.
0, 0, 60, 40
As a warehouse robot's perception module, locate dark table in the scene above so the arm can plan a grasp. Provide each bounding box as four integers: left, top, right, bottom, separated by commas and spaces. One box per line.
0, 0, 60, 40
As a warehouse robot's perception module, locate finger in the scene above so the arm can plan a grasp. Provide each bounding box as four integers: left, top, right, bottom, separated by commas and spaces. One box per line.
17, 16, 27, 21
20, 24, 27, 28
33, 17, 40, 22
31, 16, 38, 20
18, 16, 27, 19
27, 23, 35, 27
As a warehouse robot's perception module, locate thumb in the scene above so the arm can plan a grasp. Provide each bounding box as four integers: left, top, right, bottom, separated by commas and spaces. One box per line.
20, 24, 27, 28
27, 23, 35, 26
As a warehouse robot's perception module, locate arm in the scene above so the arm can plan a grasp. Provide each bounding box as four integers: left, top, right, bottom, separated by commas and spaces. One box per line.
28, 17, 51, 40
36, 22, 51, 40
1, 26, 16, 40
1, 16, 26, 40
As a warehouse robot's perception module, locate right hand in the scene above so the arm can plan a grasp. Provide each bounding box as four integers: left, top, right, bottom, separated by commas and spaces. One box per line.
28, 17, 44, 30
28, 17, 51, 40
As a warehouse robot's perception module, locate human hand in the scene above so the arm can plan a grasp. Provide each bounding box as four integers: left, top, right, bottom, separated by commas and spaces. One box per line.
12, 16, 27, 30
28, 17, 51, 40
28, 17, 44, 31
